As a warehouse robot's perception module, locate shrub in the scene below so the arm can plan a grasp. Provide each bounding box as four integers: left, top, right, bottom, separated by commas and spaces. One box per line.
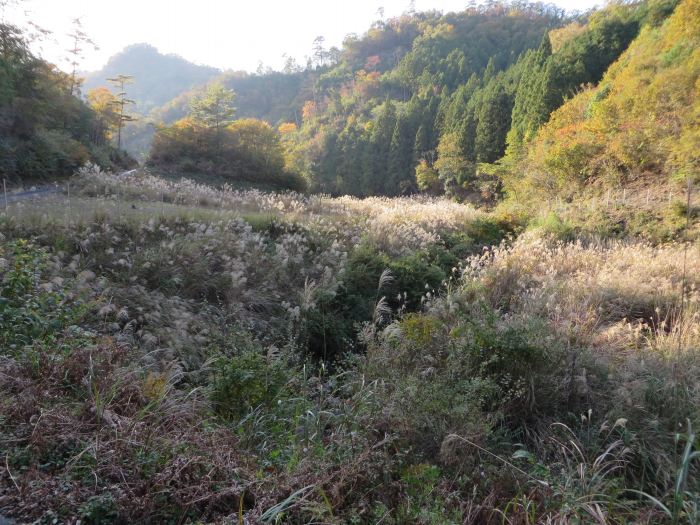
0, 240, 88, 351
527, 211, 576, 240
211, 340, 291, 421
79, 494, 118, 524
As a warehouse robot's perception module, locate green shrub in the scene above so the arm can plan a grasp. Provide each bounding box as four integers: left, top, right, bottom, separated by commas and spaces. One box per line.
528, 211, 576, 240
79, 494, 118, 524
211, 344, 291, 421
0, 240, 88, 351
464, 216, 516, 246
304, 243, 449, 359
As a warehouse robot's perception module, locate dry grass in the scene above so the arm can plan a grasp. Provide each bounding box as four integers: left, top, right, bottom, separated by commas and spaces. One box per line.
1, 169, 698, 523
460, 233, 700, 351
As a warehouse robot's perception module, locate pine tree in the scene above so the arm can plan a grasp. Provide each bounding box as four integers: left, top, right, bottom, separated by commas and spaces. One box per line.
106, 74, 137, 149
474, 80, 512, 163
388, 112, 416, 194
190, 83, 236, 132
65, 18, 97, 97
414, 123, 430, 161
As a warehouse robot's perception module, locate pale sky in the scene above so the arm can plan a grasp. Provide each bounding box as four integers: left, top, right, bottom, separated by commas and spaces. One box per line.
4, 0, 601, 73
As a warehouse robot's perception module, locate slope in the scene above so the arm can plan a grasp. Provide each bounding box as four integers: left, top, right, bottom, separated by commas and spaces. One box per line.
82, 43, 220, 114
504, 0, 699, 239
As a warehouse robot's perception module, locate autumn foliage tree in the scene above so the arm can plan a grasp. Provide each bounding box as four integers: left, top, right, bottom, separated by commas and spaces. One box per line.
86, 87, 119, 145
149, 89, 304, 190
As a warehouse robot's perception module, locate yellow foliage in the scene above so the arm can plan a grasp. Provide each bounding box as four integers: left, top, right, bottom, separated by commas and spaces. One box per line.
302, 100, 317, 121
278, 122, 297, 135
549, 22, 587, 53
401, 314, 441, 346
522, 0, 700, 195
143, 372, 167, 400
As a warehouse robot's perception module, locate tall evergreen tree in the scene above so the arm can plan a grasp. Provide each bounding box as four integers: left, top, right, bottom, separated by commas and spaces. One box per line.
506, 34, 552, 154
388, 112, 416, 194
475, 80, 512, 163
362, 101, 396, 195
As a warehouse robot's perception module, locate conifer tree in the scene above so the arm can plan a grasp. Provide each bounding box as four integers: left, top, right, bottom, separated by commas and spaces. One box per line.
475, 80, 512, 163
388, 112, 416, 194
107, 74, 136, 149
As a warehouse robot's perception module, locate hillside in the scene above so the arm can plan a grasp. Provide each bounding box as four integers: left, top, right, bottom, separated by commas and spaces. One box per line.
143, 3, 566, 190
153, 69, 315, 126
82, 43, 220, 114
142, 0, 678, 198
0, 23, 132, 182
502, 0, 699, 239
78, 0, 691, 205
516, 0, 699, 193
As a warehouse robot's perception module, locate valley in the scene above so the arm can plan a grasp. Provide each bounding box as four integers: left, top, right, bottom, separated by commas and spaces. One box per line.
0, 0, 698, 522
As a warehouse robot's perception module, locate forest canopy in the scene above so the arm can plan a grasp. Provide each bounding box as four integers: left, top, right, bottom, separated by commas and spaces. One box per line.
135, 0, 682, 200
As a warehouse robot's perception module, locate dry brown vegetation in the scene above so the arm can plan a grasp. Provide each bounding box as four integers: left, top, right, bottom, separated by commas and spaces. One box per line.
0, 170, 698, 524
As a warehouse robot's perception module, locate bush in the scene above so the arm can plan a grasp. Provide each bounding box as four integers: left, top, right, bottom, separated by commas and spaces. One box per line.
528, 211, 576, 240
0, 240, 88, 351
211, 339, 291, 421
303, 242, 451, 359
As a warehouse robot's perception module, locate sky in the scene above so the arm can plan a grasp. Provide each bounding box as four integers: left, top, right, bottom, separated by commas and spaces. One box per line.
4, 0, 602, 73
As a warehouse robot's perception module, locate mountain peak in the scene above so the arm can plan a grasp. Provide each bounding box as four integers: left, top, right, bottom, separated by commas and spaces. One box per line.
83, 44, 220, 113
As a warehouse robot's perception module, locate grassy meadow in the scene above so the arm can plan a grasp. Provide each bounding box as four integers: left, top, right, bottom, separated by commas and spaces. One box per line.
0, 168, 698, 524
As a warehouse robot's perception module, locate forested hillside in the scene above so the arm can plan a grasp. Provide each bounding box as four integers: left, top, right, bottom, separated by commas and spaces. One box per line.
283, 0, 679, 197
0, 23, 132, 181
510, 0, 699, 199
136, 2, 565, 190
131, 0, 686, 204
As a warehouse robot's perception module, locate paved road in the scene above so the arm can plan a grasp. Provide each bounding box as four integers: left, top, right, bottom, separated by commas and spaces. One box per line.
4, 185, 63, 203
4, 170, 138, 204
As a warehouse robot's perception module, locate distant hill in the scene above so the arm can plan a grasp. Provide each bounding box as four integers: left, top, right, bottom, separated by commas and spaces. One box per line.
152, 69, 315, 127
82, 43, 220, 114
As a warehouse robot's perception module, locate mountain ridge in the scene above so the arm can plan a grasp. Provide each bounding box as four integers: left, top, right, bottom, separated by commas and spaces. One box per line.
82, 43, 221, 114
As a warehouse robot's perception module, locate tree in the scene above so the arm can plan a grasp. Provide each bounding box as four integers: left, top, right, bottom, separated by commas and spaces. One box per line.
363, 101, 396, 195
0, 22, 128, 180
474, 81, 512, 163
228, 118, 285, 172
415, 160, 441, 194
86, 87, 119, 144
107, 74, 136, 149
189, 83, 236, 132
65, 17, 97, 97
149, 116, 303, 190
312, 36, 328, 68
414, 123, 430, 161
435, 131, 473, 196
282, 54, 302, 74
388, 112, 416, 194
